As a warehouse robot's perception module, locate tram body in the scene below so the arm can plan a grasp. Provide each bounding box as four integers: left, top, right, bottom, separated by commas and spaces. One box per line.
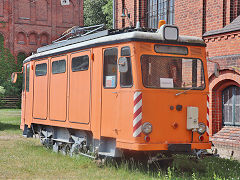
20, 24, 211, 157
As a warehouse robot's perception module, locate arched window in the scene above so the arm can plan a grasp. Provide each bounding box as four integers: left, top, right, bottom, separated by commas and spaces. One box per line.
17, 32, 27, 44
29, 33, 37, 45
222, 86, 240, 126
40, 33, 49, 46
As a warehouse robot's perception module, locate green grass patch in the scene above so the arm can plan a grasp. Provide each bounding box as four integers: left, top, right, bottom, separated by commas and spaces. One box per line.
0, 109, 240, 179
0, 109, 21, 134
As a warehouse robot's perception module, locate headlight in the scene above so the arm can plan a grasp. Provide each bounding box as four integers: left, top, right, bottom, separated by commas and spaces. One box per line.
197, 122, 206, 135
142, 122, 152, 135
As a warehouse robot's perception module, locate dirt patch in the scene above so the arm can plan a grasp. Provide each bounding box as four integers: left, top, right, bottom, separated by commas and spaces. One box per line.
0, 134, 22, 140
212, 146, 240, 161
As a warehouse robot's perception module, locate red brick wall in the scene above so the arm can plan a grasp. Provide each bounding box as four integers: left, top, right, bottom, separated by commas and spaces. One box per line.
0, 0, 83, 57
175, 0, 204, 37
115, 0, 148, 28
204, 33, 240, 57
205, 0, 225, 32
209, 71, 240, 135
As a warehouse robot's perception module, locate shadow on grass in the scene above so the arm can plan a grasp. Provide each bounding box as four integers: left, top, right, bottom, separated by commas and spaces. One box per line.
105, 154, 240, 179
0, 122, 19, 131
104, 156, 175, 178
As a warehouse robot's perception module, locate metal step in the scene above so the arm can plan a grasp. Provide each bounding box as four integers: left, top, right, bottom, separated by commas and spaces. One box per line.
52, 138, 73, 143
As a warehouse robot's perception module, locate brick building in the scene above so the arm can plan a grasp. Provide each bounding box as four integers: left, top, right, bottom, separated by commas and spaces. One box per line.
0, 0, 83, 58
115, 0, 240, 157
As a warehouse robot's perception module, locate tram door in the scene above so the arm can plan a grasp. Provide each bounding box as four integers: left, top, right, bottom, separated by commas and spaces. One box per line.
33, 60, 48, 120
101, 48, 119, 137
69, 51, 91, 124
49, 56, 68, 121
20, 65, 26, 128
23, 64, 31, 125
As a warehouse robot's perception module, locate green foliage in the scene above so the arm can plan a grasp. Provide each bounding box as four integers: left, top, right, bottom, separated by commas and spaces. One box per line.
0, 86, 5, 96
0, 34, 24, 106
102, 0, 113, 29
84, 0, 113, 29
0, 86, 6, 107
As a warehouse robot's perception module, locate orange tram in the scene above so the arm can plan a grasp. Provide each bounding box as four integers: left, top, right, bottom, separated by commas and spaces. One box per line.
18, 22, 211, 159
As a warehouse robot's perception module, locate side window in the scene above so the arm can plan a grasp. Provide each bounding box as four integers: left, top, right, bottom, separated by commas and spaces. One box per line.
26, 64, 30, 92
120, 46, 133, 87
22, 66, 25, 91
52, 60, 66, 74
103, 48, 118, 88
35, 63, 47, 76
72, 55, 89, 72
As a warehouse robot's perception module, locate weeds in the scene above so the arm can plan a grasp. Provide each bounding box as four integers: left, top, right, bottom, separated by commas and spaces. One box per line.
0, 109, 240, 179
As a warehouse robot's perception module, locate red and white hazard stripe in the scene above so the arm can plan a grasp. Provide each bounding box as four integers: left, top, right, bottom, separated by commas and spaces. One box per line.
133, 92, 142, 137
206, 94, 210, 136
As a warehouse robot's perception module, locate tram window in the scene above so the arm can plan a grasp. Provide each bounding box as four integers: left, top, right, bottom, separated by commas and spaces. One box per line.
120, 47, 133, 87
26, 64, 30, 92
35, 63, 47, 76
52, 60, 66, 74
121, 46, 131, 56
22, 66, 25, 91
72, 55, 89, 72
141, 55, 205, 89
103, 48, 118, 88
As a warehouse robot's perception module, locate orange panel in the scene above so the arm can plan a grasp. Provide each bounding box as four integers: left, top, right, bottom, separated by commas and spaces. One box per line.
101, 47, 119, 138
49, 56, 68, 121
141, 90, 209, 144
69, 51, 91, 124
33, 59, 48, 120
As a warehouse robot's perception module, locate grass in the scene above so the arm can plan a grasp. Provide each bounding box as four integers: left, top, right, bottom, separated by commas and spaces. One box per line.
0, 109, 240, 179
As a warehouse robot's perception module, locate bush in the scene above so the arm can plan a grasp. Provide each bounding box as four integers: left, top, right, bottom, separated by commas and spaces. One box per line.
0, 35, 24, 102
84, 0, 113, 29
0, 86, 5, 96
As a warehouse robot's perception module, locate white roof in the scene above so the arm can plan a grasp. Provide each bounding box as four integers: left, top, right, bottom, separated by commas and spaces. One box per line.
24, 31, 205, 63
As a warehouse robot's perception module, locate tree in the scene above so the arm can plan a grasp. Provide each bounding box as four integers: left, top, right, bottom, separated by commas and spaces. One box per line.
84, 0, 113, 29
0, 34, 23, 99
102, 0, 113, 29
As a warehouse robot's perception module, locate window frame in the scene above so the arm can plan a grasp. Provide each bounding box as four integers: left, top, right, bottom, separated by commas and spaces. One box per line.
52, 59, 66, 74
120, 46, 133, 88
154, 45, 188, 55
140, 55, 206, 90
148, 0, 175, 28
35, 63, 47, 76
103, 47, 118, 89
71, 55, 89, 72
26, 64, 30, 92
22, 66, 25, 92
222, 86, 240, 126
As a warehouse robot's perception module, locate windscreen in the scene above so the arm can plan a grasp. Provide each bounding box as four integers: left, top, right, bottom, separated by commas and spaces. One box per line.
141, 55, 205, 89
